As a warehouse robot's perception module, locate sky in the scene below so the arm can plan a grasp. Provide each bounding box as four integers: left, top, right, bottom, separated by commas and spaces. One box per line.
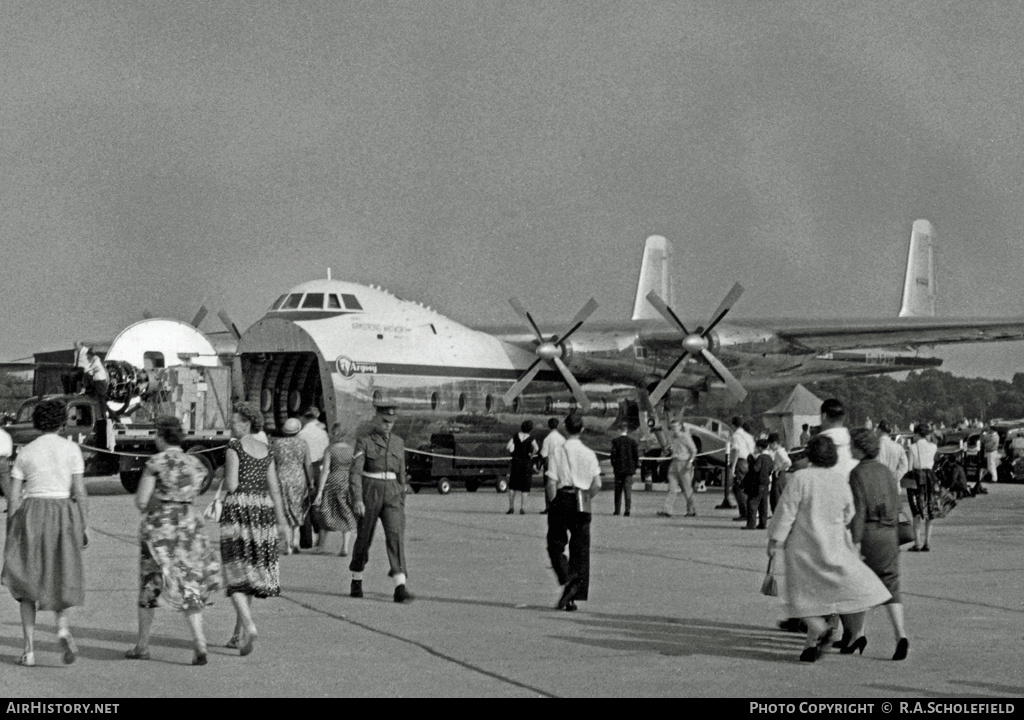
3, 1, 1024, 380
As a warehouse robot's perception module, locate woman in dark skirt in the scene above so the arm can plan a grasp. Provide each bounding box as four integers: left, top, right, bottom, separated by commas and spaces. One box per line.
847, 428, 910, 661
505, 420, 539, 515
905, 423, 940, 551
1, 399, 87, 667
220, 402, 289, 656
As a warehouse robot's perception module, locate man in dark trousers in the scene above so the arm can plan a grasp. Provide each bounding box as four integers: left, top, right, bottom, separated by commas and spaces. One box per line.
610, 427, 639, 516
546, 413, 602, 611
348, 403, 413, 603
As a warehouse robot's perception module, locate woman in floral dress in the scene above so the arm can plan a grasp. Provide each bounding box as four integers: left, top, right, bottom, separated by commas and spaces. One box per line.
271, 418, 313, 554
126, 416, 221, 665
314, 422, 357, 556
220, 402, 289, 657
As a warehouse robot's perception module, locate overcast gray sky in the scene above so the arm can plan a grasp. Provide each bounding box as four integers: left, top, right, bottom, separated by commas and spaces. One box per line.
3, 1, 1024, 379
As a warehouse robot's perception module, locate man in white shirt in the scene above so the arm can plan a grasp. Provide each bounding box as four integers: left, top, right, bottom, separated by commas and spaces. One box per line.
724, 417, 756, 518
876, 420, 909, 492
546, 414, 601, 612
84, 350, 111, 419
297, 406, 330, 548
538, 418, 565, 515
0, 426, 12, 504
818, 398, 857, 479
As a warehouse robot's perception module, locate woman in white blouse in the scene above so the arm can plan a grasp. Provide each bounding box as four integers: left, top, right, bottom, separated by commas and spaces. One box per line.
906, 423, 939, 552
1, 399, 88, 667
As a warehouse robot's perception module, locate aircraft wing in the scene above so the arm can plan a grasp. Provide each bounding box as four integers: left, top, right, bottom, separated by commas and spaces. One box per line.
763, 316, 1024, 353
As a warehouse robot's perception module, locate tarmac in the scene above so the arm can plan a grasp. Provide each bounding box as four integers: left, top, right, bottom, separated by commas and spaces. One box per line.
1, 477, 1022, 699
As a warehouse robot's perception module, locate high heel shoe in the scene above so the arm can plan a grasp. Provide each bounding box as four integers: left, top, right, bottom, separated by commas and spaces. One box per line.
893, 637, 909, 661
225, 633, 241, 649
832, 630, 852, 650
840, 636, 867, 655
192, 647, 208, 666
799, 646, 819, 662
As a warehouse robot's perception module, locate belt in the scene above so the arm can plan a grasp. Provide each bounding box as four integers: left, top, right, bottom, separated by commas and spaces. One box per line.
363, 471, 398, 480
160, 500, 192, 505
556, 487, 577, 495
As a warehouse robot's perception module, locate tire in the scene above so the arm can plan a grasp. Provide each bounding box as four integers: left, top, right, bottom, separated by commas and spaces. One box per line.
437, 477, 451, 494
186, 448, 217, 494
120, 470, 142, 494
495, 477, 509, 493
465, 480, 479, 493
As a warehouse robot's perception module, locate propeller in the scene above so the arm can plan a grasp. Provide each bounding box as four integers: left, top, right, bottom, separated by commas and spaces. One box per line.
645, 283, 747, 404
218, 309, 242, 341
502, 297, 599, 411
190, 303, 209, 328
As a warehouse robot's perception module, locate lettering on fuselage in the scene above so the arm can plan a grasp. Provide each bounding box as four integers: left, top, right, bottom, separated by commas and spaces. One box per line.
336, 356, 379, 378
352, 321, 412, 334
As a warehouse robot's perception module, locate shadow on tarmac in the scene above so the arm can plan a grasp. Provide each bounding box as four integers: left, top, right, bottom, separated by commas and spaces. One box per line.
550, 612, 807, 663
0, 622, 202, 665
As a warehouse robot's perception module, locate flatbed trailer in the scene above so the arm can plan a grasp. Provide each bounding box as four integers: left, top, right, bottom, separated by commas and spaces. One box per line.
6, 365, 232, 493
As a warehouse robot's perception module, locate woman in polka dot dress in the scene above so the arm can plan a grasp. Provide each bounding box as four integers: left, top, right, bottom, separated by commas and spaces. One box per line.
219, 402, 289, 656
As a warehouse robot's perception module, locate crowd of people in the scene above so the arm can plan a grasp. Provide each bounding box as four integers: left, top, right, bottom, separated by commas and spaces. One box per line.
0, 390, 999, 667
0, 396, 410, 666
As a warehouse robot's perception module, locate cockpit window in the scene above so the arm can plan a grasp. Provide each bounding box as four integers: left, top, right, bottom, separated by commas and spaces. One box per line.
327, 294, 342, 309
301, 293, 324, 309
270, 295, 288, 310
341, 294, 362, 310
281, 294, 303, 309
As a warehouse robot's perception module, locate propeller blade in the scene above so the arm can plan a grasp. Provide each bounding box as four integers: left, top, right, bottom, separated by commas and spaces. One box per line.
508, 297, 544, 341
645, 291, 690, 335
700, 348, 747, 401
552, 357, 591, 411
647, 352, 694, 406
502, 359, 543, 406
704, 283, 744, 335
191, 304, 209, 328
557, 297, 599, 345
217, 309, 241, 341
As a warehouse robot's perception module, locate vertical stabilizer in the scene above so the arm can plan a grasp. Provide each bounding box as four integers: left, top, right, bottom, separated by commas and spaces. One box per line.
898, 219, 936, 317
631, 235, 674, 320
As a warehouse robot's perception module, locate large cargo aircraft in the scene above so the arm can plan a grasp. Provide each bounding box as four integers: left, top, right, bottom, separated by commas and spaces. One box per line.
235, 220, 1024, 448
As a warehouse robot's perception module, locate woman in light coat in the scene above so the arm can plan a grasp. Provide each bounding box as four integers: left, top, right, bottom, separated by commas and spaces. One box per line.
767, 434, 891, 662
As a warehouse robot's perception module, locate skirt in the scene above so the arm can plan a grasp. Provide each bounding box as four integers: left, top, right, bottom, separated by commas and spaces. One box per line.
313, 469, 355, 533
219, 491, 281, 598
2, 497, 86, 611
138, 503, 221, 611
509, 459, 533, 492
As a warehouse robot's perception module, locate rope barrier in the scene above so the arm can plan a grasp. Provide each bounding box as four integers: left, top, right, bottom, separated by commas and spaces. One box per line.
13, 442, 230, 459
404, 446, 726, 462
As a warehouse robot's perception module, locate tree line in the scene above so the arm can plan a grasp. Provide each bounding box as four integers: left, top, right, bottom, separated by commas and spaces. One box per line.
692, 369, 1024, 432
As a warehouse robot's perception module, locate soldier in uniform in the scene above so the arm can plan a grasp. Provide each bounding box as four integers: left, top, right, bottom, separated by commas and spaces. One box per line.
348, 403, 413, 603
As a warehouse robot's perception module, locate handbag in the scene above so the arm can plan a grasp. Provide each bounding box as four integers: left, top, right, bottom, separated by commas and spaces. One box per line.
202, 475, 225, 522
896, 512, 915, 546
760, 556, 779, 597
